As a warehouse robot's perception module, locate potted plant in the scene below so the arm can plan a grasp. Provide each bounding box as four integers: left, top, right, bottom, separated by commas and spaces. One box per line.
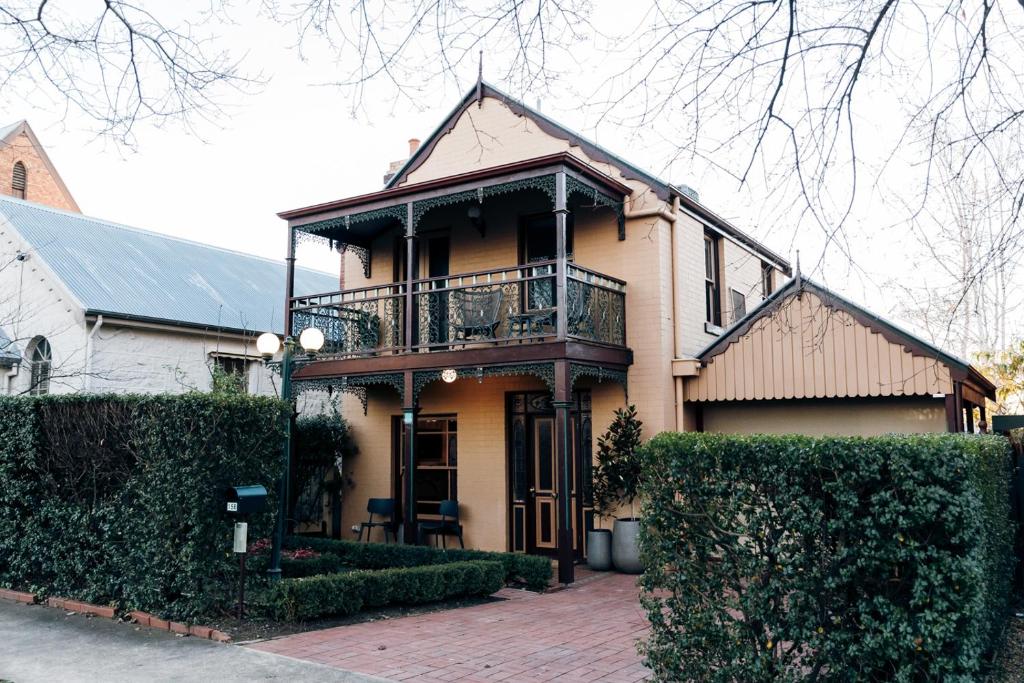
592, 405, 644, 573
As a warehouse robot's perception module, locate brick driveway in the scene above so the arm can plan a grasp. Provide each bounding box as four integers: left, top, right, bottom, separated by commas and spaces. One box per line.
249, 572, 651, 682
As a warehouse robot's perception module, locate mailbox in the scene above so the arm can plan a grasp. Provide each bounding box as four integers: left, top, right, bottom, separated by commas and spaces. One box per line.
225, 485, 268, 516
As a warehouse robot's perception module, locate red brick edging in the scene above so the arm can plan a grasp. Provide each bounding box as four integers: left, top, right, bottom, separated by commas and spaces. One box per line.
47, 596, 116, 618
0, 588, 35, 604
129, 610, 231, 642
0, 588, 228, 643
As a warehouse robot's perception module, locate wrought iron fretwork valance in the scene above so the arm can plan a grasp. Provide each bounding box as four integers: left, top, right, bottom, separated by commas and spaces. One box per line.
292, 373, 404, 414
291, 169, 626, 263
566, 175, 626, 240
412, 362, 557, 402
569, 363, 628, 398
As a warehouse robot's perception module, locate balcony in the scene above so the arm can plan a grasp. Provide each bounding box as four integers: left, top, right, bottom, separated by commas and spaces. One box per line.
289, 262, 626, 360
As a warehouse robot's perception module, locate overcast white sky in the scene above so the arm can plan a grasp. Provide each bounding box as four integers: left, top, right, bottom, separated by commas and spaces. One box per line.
0, 1, 1017, 353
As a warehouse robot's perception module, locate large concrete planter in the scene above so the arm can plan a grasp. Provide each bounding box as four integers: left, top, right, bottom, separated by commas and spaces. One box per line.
612, 518, 643, 574
586, 529, 612, 571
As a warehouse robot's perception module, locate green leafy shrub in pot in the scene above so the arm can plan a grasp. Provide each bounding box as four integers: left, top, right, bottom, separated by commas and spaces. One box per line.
592, 405, 644, 573
638, 432, 1014, 681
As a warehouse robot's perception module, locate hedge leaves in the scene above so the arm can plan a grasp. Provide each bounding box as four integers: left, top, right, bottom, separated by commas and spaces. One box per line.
638, 433, 1014, 682
0, 394, 286, 620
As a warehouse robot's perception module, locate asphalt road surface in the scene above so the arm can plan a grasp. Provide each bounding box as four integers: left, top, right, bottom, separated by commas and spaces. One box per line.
0, 599, 384, 683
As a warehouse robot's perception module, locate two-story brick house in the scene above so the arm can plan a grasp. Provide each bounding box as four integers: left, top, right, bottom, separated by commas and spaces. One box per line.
280, 83, 997, 583
277, 84, 793, 582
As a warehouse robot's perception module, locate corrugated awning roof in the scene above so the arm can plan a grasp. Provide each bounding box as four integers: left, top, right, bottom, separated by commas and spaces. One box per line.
0, 196, 338, 335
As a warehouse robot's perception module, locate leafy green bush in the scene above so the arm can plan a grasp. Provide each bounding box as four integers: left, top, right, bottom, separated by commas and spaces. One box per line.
639, 433, 1015, 682
592, 405, 644, 520
283, 536, 551, 591
0, 394, 286, 620
268, 560, 504, 621
292, 410, 356, 526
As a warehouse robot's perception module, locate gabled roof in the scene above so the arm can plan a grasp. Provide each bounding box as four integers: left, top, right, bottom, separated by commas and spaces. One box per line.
0, 196, 338, 336
697, 275, 996, 398
1, 120, 80, 212
384, 81, 791, 272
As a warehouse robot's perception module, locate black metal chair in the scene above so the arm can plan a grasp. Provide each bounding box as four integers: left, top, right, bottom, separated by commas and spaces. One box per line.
452, 289, 503, 343
567, 282, 595, 337
417, 499, 464, 549
359, 498, 396, 543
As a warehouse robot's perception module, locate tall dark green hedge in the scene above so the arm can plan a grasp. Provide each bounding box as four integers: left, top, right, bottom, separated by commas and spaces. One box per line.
0, 394, 286, 620
639, 433, 1015, 682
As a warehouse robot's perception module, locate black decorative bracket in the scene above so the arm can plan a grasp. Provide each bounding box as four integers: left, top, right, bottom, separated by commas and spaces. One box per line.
569, 363, 628, 400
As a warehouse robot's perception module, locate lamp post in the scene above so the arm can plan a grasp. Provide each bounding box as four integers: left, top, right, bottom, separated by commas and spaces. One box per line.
257, 327, 325, 582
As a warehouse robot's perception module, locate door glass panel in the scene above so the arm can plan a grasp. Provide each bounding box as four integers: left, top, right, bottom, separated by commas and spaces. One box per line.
536, 418, 554, 492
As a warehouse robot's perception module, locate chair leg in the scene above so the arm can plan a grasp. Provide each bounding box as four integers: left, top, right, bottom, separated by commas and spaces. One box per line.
458, 533, 464, 549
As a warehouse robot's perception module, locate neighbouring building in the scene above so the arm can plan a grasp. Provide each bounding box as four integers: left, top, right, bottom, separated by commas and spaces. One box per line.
0, 119, 337, 396
0, 120, 79, 212
0, 194, 337, 395
273, 83, 994, 582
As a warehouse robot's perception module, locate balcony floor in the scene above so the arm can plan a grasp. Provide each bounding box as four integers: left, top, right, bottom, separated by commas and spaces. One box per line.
292, 339, 632, 380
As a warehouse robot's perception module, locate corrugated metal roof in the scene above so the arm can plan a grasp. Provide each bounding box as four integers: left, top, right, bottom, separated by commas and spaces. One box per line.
0, 120, 23, 142
0, 195, 338, 334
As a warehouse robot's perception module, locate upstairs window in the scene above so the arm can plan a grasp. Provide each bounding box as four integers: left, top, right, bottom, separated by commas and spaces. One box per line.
29, 336, 51, 395
730, 289, 747, 324
704, 232, 721, 326
11, 161, 26, 199
761, 261, 774, 299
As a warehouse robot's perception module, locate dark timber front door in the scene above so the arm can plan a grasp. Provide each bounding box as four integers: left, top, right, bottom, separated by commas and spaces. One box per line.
508, 391, 592, 557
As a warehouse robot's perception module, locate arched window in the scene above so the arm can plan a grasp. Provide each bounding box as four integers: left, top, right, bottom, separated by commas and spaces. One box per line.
28, 336, 51, 395
12, 161, 26, 199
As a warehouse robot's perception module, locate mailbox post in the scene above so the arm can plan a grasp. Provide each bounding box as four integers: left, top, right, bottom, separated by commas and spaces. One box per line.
225, 485, 267, 622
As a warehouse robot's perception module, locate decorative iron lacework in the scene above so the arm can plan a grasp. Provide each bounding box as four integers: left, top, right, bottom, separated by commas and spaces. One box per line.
565, 175, 626, 240
296, 205, 408, 239
292, 373, 404, 414
292, 378, 368, 413
338, 243, 371, 278
410, 175, 558, 230
569, 363, 628, 398
412, 362, 557, 402
412, 370, 443, 401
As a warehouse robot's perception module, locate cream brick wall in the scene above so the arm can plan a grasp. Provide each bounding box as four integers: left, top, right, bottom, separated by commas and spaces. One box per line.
88, 323, 277, 395
722, 238, 767, 325
0, 131, 77, 212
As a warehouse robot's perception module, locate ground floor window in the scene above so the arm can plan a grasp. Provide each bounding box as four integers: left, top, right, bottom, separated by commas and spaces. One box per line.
397, 415, 457, 516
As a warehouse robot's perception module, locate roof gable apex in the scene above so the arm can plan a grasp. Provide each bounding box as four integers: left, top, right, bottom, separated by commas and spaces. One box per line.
0, 120, 80, 212
697, 277, 996, 398
385, 82, 673, 200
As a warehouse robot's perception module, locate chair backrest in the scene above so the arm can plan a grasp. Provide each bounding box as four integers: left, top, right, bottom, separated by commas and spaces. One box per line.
367, 497, 394, 517
439, 499, 459, 520
457, 289, 503, 326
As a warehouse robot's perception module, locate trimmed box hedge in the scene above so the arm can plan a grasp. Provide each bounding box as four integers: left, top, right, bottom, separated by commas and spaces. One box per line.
0, 394, 286, 620
268, 560, 505, 621
283, 536, 551, 591
638, 433, 1015, 682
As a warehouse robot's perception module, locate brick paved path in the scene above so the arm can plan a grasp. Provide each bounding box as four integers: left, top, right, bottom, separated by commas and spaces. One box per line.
250, 572, 651, 682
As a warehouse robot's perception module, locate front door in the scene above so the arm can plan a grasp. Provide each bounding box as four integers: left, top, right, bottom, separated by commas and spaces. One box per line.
530, 415, 559, 551
507, 391, 592, 557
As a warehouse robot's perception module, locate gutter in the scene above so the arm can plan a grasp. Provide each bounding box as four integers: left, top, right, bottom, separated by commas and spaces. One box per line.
84, 314, 103, 391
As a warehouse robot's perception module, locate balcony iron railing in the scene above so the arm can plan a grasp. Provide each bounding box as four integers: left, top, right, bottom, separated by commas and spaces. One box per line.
289, 262, 626, 359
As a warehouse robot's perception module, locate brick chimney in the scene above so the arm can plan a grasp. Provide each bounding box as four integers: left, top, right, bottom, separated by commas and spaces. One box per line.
383, 138, 423, 185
